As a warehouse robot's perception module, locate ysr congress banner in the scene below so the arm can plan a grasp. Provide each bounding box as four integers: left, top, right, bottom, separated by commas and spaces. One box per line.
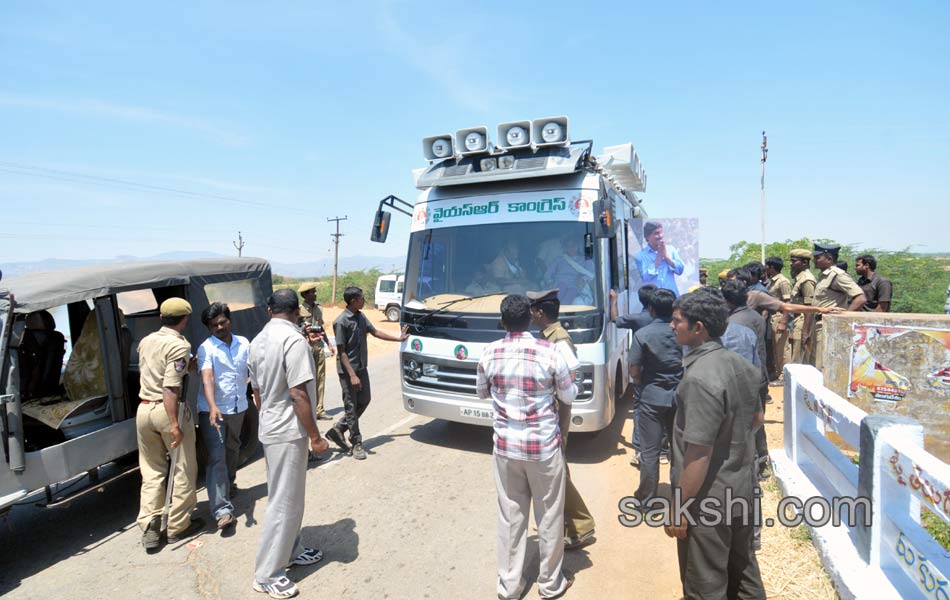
410, 190, 596, 232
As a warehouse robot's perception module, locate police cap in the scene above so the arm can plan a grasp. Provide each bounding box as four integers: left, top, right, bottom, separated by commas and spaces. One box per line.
160, 298, 192, 317
298, 281, 318, 294
526, 289, 560, 305
790, 248, 812, 260
812, 243, 841, 259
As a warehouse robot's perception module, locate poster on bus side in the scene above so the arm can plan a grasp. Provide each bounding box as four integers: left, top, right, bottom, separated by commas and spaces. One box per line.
627, 218, 699, 311
848, 324, 950, 402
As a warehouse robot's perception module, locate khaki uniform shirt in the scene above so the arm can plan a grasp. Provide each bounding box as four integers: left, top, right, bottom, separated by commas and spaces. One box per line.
299, 301, 326, 350
767, 273, 792, 302
815, 266, 865, 309
541, 322, 576, 356
137, 326, 191, 401
788, 269, 817, 341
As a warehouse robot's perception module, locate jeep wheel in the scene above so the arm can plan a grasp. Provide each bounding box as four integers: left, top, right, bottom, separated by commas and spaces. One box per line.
386, 305, 401, 322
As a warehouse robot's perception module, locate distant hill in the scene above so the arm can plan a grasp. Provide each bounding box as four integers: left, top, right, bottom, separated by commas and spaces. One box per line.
1, 251, 405, 279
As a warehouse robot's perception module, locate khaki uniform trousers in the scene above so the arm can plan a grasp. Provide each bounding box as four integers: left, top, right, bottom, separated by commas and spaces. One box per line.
815, 321, 825, 371
561, 428, 595, 540
788, 315, 815, 366
313, 345, 327, 416
770, 313, 789, 379
136, 401, 198, 536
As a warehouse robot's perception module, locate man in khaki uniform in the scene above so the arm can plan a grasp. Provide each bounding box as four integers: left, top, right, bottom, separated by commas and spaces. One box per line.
787, 249, 818, 365
765, 256, 792, 383
298, 282, 334, 420
813, 244, 866, 370
136, 298, 203, 551
528, 289, 596, 551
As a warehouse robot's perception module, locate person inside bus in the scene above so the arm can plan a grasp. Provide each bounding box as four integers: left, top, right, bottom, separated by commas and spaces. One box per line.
545, 235, 595, 305
489, 239, 527, 290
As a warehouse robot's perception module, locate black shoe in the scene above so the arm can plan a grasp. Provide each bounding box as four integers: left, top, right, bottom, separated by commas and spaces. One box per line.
167, 517, 206, 543
352, 443, 367, 460
142, 516, 162, 550
325, 427, 350, 453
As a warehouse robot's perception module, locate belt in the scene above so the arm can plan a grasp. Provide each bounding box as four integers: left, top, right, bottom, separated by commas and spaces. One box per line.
140, 398, 162, 404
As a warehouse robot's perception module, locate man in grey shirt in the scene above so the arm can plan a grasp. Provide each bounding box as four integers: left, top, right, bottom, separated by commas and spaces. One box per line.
248, 289, 330, 599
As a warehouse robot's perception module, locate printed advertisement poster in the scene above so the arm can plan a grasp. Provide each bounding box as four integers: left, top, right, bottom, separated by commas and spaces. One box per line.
627, 218, 699, 311
849, 324, 950, 402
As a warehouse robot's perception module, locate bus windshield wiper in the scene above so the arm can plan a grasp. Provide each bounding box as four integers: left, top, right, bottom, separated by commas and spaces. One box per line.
415, 292, 504, 326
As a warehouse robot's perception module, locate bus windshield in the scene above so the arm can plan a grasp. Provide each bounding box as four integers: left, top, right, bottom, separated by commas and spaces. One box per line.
404, 221, 600, 314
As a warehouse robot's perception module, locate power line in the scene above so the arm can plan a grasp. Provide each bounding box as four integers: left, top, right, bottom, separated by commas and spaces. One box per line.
0, 160, 319, 214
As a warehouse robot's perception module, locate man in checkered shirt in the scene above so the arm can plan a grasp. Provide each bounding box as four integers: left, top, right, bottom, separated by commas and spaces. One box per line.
477, 294, 577, 600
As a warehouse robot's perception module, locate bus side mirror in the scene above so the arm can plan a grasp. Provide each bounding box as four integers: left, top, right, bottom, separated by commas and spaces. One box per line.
593, 200, 616, 238
371, 210, 392, 243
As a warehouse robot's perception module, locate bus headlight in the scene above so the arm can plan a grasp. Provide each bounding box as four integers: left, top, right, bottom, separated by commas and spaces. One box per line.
479, 157, 497, 172
423, 363, 438, 377
498, 155, 515, 169
407, 359, 422, 380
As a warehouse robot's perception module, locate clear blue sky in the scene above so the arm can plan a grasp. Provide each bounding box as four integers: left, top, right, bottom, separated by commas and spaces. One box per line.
2, 1, 948, 265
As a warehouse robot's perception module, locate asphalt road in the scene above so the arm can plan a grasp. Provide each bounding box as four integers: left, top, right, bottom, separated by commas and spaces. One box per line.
0, 350, 682, 600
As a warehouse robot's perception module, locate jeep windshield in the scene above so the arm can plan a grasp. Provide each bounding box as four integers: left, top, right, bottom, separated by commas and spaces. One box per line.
404, 221, 600, 314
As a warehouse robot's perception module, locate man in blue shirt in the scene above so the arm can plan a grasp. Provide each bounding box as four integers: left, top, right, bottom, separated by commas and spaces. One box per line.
634, 222, 685, 296
197, 302, 250, 531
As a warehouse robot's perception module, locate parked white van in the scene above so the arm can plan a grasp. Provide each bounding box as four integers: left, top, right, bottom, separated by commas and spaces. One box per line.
374, 275, 404, 322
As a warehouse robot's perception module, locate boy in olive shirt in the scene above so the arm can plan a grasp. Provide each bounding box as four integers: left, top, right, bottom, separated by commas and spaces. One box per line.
665, 290, 766, 600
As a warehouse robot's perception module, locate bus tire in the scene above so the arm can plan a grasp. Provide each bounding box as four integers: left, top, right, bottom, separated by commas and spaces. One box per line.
386, 305, 401, 322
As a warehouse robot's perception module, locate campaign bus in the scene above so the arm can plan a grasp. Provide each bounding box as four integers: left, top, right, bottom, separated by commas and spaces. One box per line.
370, 117, 649, 432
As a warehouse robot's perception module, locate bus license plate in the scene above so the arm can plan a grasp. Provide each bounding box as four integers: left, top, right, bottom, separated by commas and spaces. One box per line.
460, 406, 494, 421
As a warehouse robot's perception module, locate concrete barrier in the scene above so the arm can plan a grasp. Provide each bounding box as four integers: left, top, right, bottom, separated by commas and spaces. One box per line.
772, 363, 950, 599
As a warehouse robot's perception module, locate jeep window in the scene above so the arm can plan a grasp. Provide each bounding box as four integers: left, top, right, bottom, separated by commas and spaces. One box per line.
204, 279, 263, 312
116, 289, 158, 315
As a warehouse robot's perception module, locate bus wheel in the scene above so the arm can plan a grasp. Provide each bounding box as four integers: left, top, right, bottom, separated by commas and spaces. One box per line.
386, 305, 401, 322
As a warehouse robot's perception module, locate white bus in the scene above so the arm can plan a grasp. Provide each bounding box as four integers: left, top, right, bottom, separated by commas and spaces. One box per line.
370, 117, 648, 432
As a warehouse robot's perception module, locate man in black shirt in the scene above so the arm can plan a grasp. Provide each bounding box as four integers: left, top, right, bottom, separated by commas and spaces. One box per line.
326, 286, 408, 460
666, 290, 766, 600
609, 284, 657, 466
855, 254, 893, 313
628, 289, 683, 507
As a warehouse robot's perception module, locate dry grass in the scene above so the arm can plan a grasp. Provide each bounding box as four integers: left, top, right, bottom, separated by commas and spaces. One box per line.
757, 479, 839, 599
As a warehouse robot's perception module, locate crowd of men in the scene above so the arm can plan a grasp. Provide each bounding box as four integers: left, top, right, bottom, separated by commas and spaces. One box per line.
133, 283, 405, 599
129, 242, 894, 599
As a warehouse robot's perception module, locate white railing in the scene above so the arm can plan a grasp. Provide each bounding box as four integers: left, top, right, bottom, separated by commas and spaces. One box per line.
773, 364, 950, 600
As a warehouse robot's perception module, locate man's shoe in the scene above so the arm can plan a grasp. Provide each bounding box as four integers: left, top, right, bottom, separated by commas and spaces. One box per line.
316, 412, 333, 421
217, 513, 235, 530
629, 451, 641, 467
167, 517, 206, 543
769, 379, 784, 387
659, 453, 670, 465
352, 443, 367, 460
564, 529, 595, 550
325, 427, 350, 453
252, 575, 299, 599
142, 516, 162, 550
289, 547, 323, 566
542, 573, 575, 599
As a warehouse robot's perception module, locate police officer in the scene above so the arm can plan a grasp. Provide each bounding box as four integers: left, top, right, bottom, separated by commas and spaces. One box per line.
298, 282, 334, 420
812, 244, 866, 370
787, 248, 818, 365
136, 298, 203, 551
527, 289, 596, 550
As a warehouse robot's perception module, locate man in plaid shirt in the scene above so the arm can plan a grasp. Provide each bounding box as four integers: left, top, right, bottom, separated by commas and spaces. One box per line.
477, 294, 577, 600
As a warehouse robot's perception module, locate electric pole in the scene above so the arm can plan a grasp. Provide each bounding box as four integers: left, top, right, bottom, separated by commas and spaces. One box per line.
233, 231, 245, 257
760, 131, 768, 265
328, 216, 348, 305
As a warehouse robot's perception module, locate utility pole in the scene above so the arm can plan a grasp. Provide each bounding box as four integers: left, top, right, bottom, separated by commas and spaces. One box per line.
233, 231, 245, 257
328, 216, 348, 305
760, 131, 768, 265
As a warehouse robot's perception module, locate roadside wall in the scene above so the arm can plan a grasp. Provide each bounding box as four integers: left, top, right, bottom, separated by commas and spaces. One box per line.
822, 312, 950, 461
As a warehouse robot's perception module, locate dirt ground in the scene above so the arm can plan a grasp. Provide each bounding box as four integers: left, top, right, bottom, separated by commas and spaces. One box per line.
325, 304, 838, 599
